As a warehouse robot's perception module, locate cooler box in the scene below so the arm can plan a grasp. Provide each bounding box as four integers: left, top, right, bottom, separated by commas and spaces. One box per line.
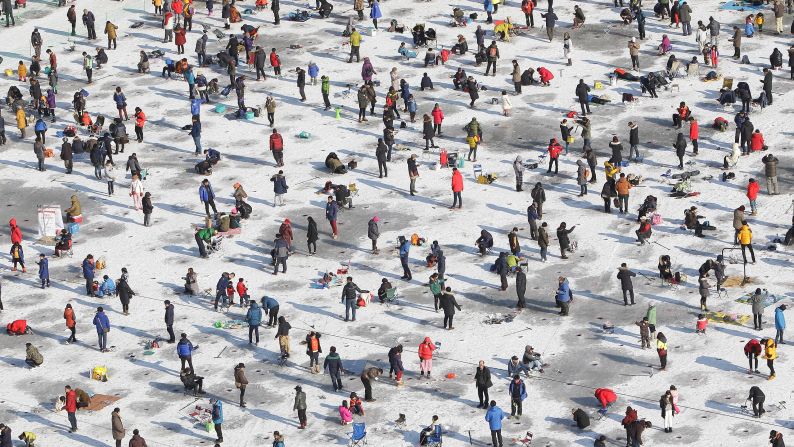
66, 222, 80, 235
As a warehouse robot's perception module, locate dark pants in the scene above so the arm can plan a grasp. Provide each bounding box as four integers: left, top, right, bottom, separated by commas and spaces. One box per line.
348, 45, 360, 63
776, 328, 784, 344
85, 277, 94, 295
344, 299, 357, 321
214, 423, 223, 441
195, 233, 207, 257
753, 397, 765, 416
322, 92, 331, 109
87, 24, 96, 39
754, 313, 762, 330
297, 409, 307, 425
491, 430, 503, 447
249, 325, 260, 343
525, 11, 534, 27
511, 398, 522, 416
485, 59, 496, 75
452, 192, 462, 208
274, 257, 287, 274
331, 369, 342, 390
623, 288, 635, 305
135, 125, 143, 142
362, 376, 373, 400
741, 243, 755, 263
378, 160, 387, 177
500, 273, 508, 290
631, 55, 639, 69
239, 385, 246, 404
477, 386, 490, 405
443, 314, 454, 328
767, 358, 775, 376
166, 325, 175, 342
434, 123, 441, 135
579, 100, 591, 115
267, 306, 279, 326
547, 158, 558, 173
68, 412, 77, 430
180, 356, 194, 373
298, 85, 306, 100
659, 351, 668, 369
400, 255, 411, 279
203, 199, 218, 216
748, 354, 758, 371
68, 326, 76, 342
618, 195, 629, 213
692, 139, 698, 154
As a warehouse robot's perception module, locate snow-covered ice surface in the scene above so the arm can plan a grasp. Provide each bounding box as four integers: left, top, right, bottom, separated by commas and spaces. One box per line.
0, 0, 793, 445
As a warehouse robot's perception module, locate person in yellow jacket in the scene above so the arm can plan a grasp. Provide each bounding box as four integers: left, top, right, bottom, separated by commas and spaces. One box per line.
16, 107, 27, 138
656, 332, 668, 371
104, 21, 118, 50
494, 18, 514, 41
604, 160, 620, 195
17, 431, 36, 446
738, 221, 755, 264
348, 27, 361, 63
18, 61, 28, 81
152, 0, 163, 15
764, 338, 776, 380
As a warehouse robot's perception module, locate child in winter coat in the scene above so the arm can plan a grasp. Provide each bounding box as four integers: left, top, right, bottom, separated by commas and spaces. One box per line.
142, 192, 153, 226
501, 90, 513, 116
695, 314, 707, 333
18, 61, 28, 81
236, 278, 249, 306
339, 400, 353, 424
225, 281, 235, 307
10, 242, 25, 272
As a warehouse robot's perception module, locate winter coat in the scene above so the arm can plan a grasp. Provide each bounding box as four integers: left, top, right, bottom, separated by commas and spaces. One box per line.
212, 401, 224, 424
293, 391, 307, 410
361, 366, 382, 380
26, 344, 43, 365
234, 365, 249, 387
418, 337, 435, 359
617, 267, 636, 290
367, 218, 380, 240
370, 1, 382, 19
324, 351, 343, 374
64, 307, 75, 328
15, 109, 27, 130
451, 169, 464, 192
763, 155, 778, 177
246, 302, 263, 326
117, 277, 135, 304
82, 258, 95, 279
775, 306, 786, 329
531, 185, 546, 204
699, 276, 710, 298
556, 279, 572, 303
474, 366, 492, 388
576, 160, 588, 186
439, 292, 461, 315
271, 174, 288, 194
485, 405, 505, 430
177, 338, 194, 357
199, 184, 215, 202
751, 292, 765, 314
92, 310, 110, 333
557, 226, 574, 249
746, 181, 760, 200
538, 226, 549, 248
575, 82, 590, 101
325, 201, 338, 221
616, 177, 631, 196
112, 412, 125, 440
509, 380, 527, 401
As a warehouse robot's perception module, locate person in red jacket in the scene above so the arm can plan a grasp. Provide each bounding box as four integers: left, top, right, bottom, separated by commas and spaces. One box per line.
236, 278, 249, 306
174, 25, 187, 54
431, 103, 444, 136
6, 319, 28, 335
537, 67, 553, 85
750, 129, 765, 152
546, 138, 563, 174
133, 107, 146, 143
621, 406, 638, 445
744, 338, 762, 373
269, 48, 281, 76
594, 388, 617, 413
418, 336, 435, 377
747, 178, 760, 215
171, 0, 184, 25
64, 385, 78, 432
451, 167, 464, 209
521, 0, 535, 27
269, 128, 284, 167
9, 218, 22, 245
688, 117, 699, 155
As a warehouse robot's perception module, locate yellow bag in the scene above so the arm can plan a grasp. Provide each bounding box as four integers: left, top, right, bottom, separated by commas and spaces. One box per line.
4, 69, 12, 77
594, 81, 604, 89
477, 175, 489, 184
91, 365, 108, 381
566, 136, 575, 144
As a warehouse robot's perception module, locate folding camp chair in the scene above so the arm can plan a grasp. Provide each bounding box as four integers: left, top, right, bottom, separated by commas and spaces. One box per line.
348, 422, 367, 446
384, 287, 398, 306
426, 424, 442, 447
722, 77, 733, 90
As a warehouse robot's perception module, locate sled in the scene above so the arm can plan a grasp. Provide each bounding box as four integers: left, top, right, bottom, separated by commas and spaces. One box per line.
82, 394, 121, 412
736, 290, 781, 308
212, 28, 226, 39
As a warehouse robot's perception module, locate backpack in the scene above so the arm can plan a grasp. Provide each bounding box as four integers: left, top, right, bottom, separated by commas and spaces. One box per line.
584, 168, 590, 179
488, 46, 498, 57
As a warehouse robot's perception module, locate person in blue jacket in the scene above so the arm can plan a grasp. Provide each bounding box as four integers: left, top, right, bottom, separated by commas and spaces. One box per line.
199, 178, 218, 218
96, 275, 116, 297
34, 118, 48, 144
246, 301, 262, 344
82, 254, 95, 296
184, 67, 196, 99
178, 333, 196, 372
190, 115, 202, 154
262, 296, 280, 327
92, 306, 110, 352
36, 254, 49, 288
370, 0, 382, 29
775, 304, 787, 345
325, 195, 339, 239
485, 400, 506, 447
508, 375, 527, 418
484, 0, 495, 23
307, 61, 319, 85
214, 272, 230, 311
555, 276, 572, 316
210, 398, 224, 443
112, 86, 128, 120
398, 235, 412, 280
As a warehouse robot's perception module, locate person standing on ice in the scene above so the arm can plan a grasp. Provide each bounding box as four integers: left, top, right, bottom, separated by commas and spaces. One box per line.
657, 332, 668, 371
485, 401, 505, 447
324, 346, 344, 391
660, 390, 674, 432
293, 385, 307, 429
418, 336, 435, 377
269, 128, 284, 167
341, 276, 363, 322
398, 235, 412, 280
92, 306, 110, 352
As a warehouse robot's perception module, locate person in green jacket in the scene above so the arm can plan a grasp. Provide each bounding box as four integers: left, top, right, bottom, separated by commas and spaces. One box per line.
195, 227, 216, 258
429, 273, 445, 312
320, 75, 331, 111
646, 302, 657, 339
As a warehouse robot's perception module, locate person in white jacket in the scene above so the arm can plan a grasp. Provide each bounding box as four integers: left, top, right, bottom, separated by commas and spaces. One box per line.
130, 174, 144, 210
501, 90, 513, 116
724, 142, 740, 169
104, 161, 116, 196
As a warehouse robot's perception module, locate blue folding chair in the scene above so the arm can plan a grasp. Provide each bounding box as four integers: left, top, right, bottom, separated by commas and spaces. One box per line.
427, 424, 442, 446
348, 422, 367, 446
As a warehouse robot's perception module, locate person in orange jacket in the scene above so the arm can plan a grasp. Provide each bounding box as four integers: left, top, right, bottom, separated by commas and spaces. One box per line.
546, 138, 563, 174
236, 278, 249, 306
750, 129, 765, 152
64, 303, 76, 343
431, 103, 444, 136
451, 167, 464, 209
418, 337, 436, 377
133, 107, 146, 143
746, 178, 760, 215
688, 117, 699, 154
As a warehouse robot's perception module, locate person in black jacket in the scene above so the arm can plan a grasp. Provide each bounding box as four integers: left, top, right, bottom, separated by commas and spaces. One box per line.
474, 360, 493, 408
61, 137, 73, 174
557, 223, 576, 259
495, 253, 508, 290
531, 182, 546, 218
515, 267, 527, 308
617, 263, 636, 305
674, 132, 687, 168
388, 344, 404, 384
761, 68, 772, 105
627, 122, 640, 161
375, 138, 388, 178
341, 277, 364, 322
439, 287, 462, 329
116, 275, 135, 315
306, 216, 318, 255
748, 386, 765, 417
164, 300, 175, 343
296, 67, 306, 101
142, 192, 153, 227
572, 408, 590, 429
575, 79, 591, 116
323, 346, 343, 391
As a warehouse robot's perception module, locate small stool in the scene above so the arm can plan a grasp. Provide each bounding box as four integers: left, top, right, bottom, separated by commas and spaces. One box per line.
670, 83, 680, 92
